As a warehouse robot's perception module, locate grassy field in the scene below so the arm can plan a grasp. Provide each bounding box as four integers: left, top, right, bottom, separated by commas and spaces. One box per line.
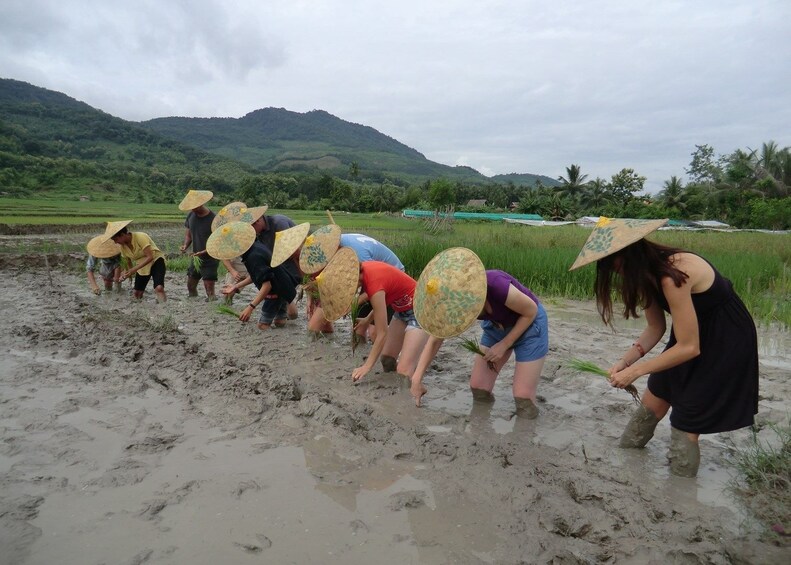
1, 198, 788, 326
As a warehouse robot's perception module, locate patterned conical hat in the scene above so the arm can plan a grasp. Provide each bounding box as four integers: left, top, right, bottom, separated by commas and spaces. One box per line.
100, 220, 133, 243
178, 189, 214, 211
414, 247, 487, 338
271, 223, 311, 268
211, 202, 269, 231
569, 217, 669, 270
317, 247, 360, 322
86, 235, 122, 258
299, 224, 343, 274
206, 221, 256, 260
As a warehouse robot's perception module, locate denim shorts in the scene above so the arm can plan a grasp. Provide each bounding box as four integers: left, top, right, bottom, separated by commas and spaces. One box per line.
392, 308, 420, 330
259, 297, 288, 325
480, 303, 548, 362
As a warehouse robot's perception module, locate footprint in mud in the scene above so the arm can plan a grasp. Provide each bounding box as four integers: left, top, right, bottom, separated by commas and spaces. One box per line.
388, 490, 426, 511
234, 534, 272, 553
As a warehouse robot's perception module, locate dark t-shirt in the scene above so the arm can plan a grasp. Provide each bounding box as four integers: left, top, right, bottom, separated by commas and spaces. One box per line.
256, 214, 295, 252
241, 241, 300, 301
185, 210, 217, 263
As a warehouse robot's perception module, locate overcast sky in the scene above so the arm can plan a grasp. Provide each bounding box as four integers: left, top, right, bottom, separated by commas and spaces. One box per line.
2, 1, 789, 192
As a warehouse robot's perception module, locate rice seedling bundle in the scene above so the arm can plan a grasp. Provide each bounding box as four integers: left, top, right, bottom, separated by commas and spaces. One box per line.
459, 336, 497, 372
216, 304, 239, 317
568, 358, 640, 403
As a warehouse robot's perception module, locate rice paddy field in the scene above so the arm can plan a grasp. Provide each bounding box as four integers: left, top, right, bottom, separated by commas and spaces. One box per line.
1, 198, 789, 326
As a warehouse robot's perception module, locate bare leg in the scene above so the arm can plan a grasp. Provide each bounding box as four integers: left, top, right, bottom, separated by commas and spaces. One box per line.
619, 389, 668, 448
668, 428, 700, 477
512, 356, 545, 419
203, 280, 216, 300
395, 328, 429, 377
287, 298, 298, 320
154, 285, 166, 302
380, 318, 406, 372
187, 276, 199, 297
308, 306, 334, 333
469, 347, 512, 401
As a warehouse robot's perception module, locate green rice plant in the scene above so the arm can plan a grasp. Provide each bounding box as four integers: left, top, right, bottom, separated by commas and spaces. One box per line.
568, 358, 640, 403
192, 253, 203, 272
727, 422, 791, 539
216, 304, 239, 317
459, 336, 496, 372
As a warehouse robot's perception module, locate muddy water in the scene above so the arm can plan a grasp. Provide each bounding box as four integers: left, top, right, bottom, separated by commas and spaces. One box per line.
2, 263, 788, 564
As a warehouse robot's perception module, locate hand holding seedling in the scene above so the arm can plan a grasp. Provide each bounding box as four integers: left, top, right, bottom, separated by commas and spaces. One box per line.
483, 341, 509, 365
239, 305, 253, 322
609, 366, 641, 389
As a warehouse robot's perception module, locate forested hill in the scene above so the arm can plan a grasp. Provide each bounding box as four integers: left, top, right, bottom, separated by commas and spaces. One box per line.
0, 78, 255, 200
0, 77, 558, 203
140, 108, 493, 183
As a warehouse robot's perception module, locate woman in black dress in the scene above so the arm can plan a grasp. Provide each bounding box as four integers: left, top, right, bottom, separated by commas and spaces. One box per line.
570, 218, 758, 477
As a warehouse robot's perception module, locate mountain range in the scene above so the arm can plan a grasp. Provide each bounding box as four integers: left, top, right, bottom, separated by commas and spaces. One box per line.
0, 78, 557, 199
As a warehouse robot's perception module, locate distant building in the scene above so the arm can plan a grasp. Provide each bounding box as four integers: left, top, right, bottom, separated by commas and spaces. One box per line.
466, 199, 487, 207
79, 195, 90, 201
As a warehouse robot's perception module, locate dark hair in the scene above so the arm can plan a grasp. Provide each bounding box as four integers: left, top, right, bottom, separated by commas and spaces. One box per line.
594, 239, 688, 327
112, 227, 130, 238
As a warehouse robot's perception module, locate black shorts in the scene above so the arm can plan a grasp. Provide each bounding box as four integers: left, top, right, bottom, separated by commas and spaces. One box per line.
358, 302, 394, 323
134, 258, 166, 291
187, 257, 219, 281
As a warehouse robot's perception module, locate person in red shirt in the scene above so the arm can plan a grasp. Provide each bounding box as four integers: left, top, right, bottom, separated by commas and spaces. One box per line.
351, 261, 429, 382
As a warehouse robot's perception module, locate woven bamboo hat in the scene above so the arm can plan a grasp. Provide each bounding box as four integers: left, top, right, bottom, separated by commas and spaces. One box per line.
100, 220, 133, 243
211, 202, 269, 231
206, 221, 256, 260
271, 222, 311, 268
569, 217, 669, 270
178, 189, 214, 211
317, 247, 360, 322
414, 247, 487, 338
299, 224, 343, 274
86, 235, 122, 258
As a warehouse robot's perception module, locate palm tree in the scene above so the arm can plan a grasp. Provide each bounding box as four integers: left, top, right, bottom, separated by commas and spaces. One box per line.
579, 177, 611, 213
657, 176, 687, 213
558, 164, 588, 202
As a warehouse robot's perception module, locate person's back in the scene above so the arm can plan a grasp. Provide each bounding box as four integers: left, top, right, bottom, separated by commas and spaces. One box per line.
341, 234, 404, 270
360, 261, 415, 311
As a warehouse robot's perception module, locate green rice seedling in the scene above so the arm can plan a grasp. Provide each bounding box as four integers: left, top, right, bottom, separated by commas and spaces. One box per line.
216, 304, 239, 317
459, 336, 497, 372
568, 358, 640, 403
192, 253, 203, 273
727, 422, 791, 539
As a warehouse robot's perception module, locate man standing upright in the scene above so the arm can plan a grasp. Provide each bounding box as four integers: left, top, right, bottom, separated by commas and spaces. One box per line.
178, 189, 218, 300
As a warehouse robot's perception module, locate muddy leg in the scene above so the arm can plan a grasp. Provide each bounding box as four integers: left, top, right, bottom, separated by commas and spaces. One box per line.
514, 397, 539, 419
619, 404, 660, 448
668, 427, 700, 478
470, 388, 495, 403
381, 355, 397, 372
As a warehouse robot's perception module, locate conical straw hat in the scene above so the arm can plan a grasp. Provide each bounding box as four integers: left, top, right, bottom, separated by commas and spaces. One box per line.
569, 217, 669, 270
414, 247, 487, 338
299, 224, 342, 274
317, 247, 360, 322
211, 202, 269, 231
271, 222, 311, 268
178, 189, 214, 211
100, 220, 132, 243
206, 221, 256, 260
86, 235, 122, 258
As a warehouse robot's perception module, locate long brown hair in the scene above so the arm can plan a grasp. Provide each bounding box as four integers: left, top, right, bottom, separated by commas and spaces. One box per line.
594, 239, 688, 326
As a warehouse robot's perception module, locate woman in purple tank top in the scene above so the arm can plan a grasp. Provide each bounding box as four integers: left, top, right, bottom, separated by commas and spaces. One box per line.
411, 249, 549, 418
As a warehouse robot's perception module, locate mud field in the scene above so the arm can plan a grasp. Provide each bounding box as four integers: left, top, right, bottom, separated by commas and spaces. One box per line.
1, 241, 789, 564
